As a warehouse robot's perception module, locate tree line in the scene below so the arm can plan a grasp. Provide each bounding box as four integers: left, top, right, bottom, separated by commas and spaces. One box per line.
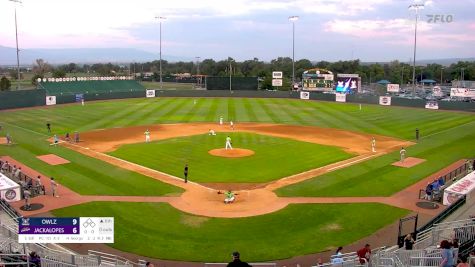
1, 57, 474, 91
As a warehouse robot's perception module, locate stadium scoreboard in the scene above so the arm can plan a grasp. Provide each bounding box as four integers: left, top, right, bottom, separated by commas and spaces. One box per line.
18, 217, 114, 243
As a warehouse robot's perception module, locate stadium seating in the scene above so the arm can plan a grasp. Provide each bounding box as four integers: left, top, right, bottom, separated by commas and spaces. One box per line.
39, 80, 145, 96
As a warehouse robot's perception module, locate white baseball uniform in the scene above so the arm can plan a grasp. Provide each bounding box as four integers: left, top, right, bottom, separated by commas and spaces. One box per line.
225, 136, 233, 150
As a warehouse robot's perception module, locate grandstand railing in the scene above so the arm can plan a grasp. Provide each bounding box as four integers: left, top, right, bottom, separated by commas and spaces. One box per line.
88, 250, 145, 266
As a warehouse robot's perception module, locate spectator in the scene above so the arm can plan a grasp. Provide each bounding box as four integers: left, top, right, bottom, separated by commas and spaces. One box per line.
452, 238, 459, 248
331, 246, 344, 264
1, 161, 9, 173
14, 167, 22, 180
35, 176, 42, 187
23, 189, 31, 210
438, 176, 445, 187
357, 244, 371, 264
404, 234, 415, 250
145, 262, 154, 267
456, 257, 469, 267
11, 165, 17, 176
440, 240, 455, 267
227, 251, 252, 267
28, 251, 40, 267
425, 182, 433, 201
27, 178, 33, 189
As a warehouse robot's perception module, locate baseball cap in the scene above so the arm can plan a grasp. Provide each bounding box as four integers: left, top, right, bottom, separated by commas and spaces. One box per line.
232, 251, 240, 257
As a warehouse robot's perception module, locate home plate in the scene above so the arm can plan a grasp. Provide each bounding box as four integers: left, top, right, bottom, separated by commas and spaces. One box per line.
37, 154, 70, 165
392, 157, 426, 168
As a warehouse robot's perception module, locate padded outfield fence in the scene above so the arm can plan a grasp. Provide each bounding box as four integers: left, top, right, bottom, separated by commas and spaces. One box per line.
1, 86, 475, 112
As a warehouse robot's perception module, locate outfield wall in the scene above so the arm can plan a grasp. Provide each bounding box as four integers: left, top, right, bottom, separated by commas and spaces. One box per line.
1, 89, 475, 112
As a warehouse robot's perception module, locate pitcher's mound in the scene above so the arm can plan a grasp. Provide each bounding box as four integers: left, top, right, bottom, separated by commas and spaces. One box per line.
392, 157, 425, 168
208, 148, 255, 158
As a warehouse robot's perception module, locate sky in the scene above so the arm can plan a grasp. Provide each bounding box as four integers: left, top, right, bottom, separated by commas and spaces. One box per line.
0, 0, 474, 62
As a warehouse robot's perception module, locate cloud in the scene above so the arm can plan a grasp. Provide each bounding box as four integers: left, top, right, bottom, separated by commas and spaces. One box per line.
324, 18, 433, 38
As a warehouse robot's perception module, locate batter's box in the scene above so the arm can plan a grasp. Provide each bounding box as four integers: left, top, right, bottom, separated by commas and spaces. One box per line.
392, 157, 426, 168
37, 154, 70, 165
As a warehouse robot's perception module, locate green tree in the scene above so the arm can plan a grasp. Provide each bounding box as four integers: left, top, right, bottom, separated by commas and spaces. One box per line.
0, 76, 12, 91
52, 69, 67, 78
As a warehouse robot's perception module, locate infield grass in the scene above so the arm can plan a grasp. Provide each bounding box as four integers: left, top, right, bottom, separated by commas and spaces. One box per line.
109, 133, 353, 183
52, 202, 408, 262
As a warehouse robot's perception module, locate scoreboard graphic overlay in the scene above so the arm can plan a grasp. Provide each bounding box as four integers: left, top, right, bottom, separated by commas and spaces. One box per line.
18, 217, 114, 243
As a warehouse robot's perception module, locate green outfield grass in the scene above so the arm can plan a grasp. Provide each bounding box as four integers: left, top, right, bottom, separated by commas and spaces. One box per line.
52, 202, 408, 262
109, 133, 353, 183
1, 98, 475, 197
276, 120, 475, 197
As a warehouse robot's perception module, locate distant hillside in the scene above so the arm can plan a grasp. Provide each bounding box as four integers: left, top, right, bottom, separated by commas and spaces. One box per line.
0, 46, 192, 66
0, 45, 474, 66
362, 58, 475, 66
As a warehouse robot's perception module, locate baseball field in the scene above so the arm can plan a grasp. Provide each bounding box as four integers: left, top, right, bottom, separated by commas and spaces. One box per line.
1, 97, 475, 262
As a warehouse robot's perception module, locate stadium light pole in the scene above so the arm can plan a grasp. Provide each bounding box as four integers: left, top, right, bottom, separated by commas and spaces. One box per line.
289, 16, 299, 90
9, 0, 22, 90
196, 56, 200, 75
155, 16, 166, 89
228, 58, 234, 93
440, 66, 444, 85
408, 2, 424, 97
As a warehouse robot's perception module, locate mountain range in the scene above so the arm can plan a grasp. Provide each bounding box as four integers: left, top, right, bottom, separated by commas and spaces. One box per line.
0, 45, 474, 66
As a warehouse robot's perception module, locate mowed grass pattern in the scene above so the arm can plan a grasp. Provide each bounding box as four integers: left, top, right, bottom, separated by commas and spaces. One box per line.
53, 202, 408, 262
0, 97, 475, 196
110, 133, 353, 183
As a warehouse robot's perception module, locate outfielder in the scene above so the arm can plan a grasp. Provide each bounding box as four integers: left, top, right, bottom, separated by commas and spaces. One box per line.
219, 116, 223, 125
144, 129, 151, 143
230, 121, 234, 130
225, 136, 233, 150
400, 147, 406, 162
371, 137, 376, 153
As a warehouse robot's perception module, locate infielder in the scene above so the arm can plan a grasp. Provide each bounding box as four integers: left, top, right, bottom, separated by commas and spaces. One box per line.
400, 147, 406, 162
225, 136, 233, 150
144, 129, 151, 142
209, 129, 216, 136
371, 137, 376, 153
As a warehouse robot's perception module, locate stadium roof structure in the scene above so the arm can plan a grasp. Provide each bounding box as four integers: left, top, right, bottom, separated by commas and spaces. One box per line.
376, 79, 391, 85
421, 79, 437, 84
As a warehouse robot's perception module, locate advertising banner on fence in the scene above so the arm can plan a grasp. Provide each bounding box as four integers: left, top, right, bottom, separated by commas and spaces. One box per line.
387, 84, 400, 93
425, 100, 439, 110
146, 90, 156, 98
432, 86, 444, 97
379, 96, 391, 106
335, 93, 346, 102
0, 173, 21, 202
46, 96, 56, 106
300, 91, 310, 100
450, 88, 475, 98
443, 171, 475, 206
272, 79, 283, 87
